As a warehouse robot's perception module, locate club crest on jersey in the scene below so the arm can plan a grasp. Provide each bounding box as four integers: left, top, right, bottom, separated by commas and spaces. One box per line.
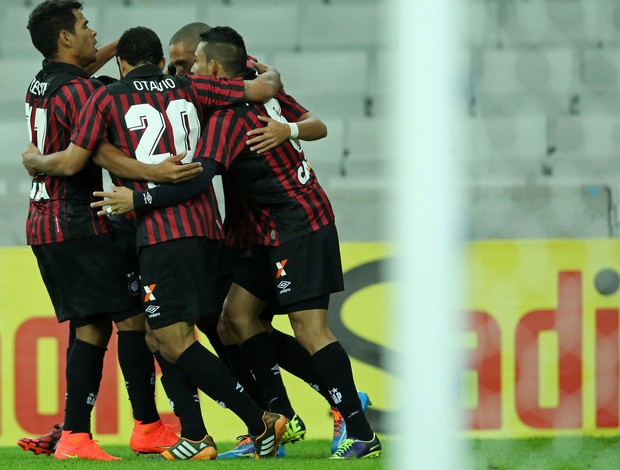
275, 259, 288, 278
127, 272, 140, 296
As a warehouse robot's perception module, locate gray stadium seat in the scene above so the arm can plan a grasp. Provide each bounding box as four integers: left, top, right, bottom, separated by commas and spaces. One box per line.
599, 0, 620, 46
298, 3, 382, 50
496, 0, 598, 47
342, 117, 383, 179
324, 176, 387, 242
474, 48, 576, 115
548, 115, 620, 178
0, 119, 30, 165
466, 0, 499, 47
465, 115, 547, 183
98, 4, 199, 46
0, 195, 27, 246
273, 50, 369, 118
301, 117, 346, 185
204, 3, 300, 51
466, 183, 612, 239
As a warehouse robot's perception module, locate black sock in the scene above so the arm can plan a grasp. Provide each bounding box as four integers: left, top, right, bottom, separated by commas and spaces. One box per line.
63, 340, 106, 434
67, 323, 77, 361
270, 329, 334, 406
117, 331, 159, 424
176, 342, 264, 436
154, 350, 207, 441
223, 344, 267, 409
240, 332, 295, 419
196, 314, 227, 360
311, 342, 373, 441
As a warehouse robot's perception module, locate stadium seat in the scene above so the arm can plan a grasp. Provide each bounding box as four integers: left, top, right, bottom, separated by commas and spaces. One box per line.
342, 117, 383, 179
98, 4, 199, 46
467, 183, 612, 239
598, 0, 620, 46
0, 4, 102, 59
465, 115, 547, 183
301, 118, 346, 185
273, 50, 369, 118
496, 0, 598, 47
0, 194, 28, 245
0, 119, 30, 165
473, 48, 576, 115
579, 49, 620, 91
548, 115, 620, 179
298, 3, 382, 50
0, 59, 40, 122
204, 3, 300, 51
0, 161, 32, 246
324, 176, 387, 242
466, 0, 499, 47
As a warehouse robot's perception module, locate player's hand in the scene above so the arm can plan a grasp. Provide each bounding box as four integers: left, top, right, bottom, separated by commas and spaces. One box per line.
149, 152, 202, 183
91, 184, 134, 217
246, 116, 291, 153
22, 143, 43, 176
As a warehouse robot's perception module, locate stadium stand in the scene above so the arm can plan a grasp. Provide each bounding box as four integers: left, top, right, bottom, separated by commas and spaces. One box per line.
273, 50, 370, 118
495, 0, 598, 48
465, 115, 547, 184
473, 48, 576, 116
204, 3, 300, 52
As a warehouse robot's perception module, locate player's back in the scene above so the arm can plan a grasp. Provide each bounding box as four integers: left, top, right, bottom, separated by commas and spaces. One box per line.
214, 97, 335, 246
73, 64, 238, 247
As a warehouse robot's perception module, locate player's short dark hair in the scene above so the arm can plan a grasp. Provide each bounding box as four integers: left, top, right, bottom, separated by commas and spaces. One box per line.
27, 0, 83, 59
169, 22, 210, 49
199, 26, 247, 76
117, 26, 164, 67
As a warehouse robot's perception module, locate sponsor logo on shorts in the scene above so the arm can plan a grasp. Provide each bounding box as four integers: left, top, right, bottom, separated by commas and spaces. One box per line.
278, 280, 292, 295
275, 259, 288, 278
144, 284, 157, 302
145, 305, 160, 314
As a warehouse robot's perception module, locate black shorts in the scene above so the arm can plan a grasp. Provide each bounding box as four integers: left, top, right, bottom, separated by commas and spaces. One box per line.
233, 223, 344, 313
32, 233, 143, 323
139, 237, 220, 329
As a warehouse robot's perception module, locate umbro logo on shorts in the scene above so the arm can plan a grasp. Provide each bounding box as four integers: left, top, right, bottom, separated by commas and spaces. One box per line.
277, 281, 291, 289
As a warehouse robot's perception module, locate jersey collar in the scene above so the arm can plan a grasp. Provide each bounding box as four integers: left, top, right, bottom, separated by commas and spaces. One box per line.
42, 60, 90, 80
124, 63, 163, 79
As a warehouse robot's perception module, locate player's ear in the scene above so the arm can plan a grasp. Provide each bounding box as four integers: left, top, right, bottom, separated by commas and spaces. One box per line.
211, 60, 220, 77
158, 58, 166, 72
59, 30, 72, 49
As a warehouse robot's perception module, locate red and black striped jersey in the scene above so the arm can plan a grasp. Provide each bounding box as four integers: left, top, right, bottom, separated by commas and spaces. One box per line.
25, 61, 110, 245
196, 88, 335, 248
71, 64, 246, 247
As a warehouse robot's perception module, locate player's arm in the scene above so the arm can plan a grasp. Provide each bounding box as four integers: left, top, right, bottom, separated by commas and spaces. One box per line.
90, 160, 220, 216
84, 40, 118, 76
246, 112, 327, 154
243, 63, 282, 102
93, 140, 203, 183
22, 142, 91, 176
